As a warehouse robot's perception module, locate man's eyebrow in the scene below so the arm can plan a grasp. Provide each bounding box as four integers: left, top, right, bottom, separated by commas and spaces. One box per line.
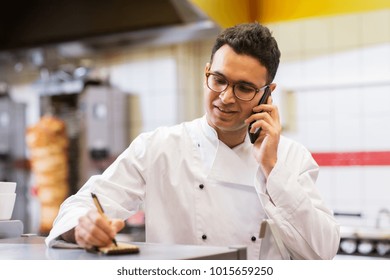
212, 70, 258, 87
211, 70, 224, 77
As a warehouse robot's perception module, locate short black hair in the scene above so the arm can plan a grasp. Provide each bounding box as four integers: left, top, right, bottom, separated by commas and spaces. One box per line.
210, 22, 281, 84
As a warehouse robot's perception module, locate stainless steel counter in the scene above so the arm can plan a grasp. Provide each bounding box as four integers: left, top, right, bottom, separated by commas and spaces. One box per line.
0, 236, 247, 260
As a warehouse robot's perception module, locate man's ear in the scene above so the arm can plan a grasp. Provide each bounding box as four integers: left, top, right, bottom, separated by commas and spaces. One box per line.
205, 62, 210, 73
203, 63, 211, 85
269, 83, 277, 93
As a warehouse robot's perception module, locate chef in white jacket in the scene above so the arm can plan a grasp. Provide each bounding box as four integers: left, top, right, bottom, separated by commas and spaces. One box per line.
46, 23, 340, 259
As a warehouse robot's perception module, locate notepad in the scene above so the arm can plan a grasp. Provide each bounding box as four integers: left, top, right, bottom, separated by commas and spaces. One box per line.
87, 242, 140, 255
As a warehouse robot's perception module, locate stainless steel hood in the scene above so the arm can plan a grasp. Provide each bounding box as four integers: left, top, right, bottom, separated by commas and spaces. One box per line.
0, 0, 220, 52
0, 0, 220, 82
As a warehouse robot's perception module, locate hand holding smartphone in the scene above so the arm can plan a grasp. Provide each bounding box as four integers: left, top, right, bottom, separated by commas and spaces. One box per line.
248, 86, 271, 144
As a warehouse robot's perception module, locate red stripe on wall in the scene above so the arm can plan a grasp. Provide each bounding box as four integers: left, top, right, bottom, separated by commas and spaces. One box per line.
311, 151, 390, 166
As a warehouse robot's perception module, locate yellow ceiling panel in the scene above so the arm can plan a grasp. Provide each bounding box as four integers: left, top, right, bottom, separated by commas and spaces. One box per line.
259, 0, 390, 23
190, 0, 390, 27
190, 0, 255, 27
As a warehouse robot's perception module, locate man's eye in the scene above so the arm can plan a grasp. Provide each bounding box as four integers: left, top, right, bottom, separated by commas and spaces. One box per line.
236, 84, 255, 93
213, 76, 227, 85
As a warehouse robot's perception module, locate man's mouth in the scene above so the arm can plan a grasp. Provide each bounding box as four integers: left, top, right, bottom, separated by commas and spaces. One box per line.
215, 105, 236, 114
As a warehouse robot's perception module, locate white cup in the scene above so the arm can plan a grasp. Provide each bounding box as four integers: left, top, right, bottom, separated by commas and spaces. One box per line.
0, 193, 16, 220
0, 182, 17, 193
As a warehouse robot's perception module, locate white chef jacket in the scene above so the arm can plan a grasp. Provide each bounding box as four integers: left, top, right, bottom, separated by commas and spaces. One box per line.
46, 115, 340, 259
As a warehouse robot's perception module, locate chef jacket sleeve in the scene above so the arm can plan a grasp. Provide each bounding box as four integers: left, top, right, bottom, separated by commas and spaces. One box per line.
256, 142, 340, 260
45, 134, 149, 247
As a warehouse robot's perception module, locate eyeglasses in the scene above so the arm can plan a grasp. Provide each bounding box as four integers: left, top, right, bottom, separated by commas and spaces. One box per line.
205, 71, 269, 101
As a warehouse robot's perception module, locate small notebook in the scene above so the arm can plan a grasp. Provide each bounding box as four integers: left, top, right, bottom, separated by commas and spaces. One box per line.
87, 242, 140, 255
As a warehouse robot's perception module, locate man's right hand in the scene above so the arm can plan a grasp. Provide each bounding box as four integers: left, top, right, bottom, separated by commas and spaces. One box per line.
62, 209, 125, 249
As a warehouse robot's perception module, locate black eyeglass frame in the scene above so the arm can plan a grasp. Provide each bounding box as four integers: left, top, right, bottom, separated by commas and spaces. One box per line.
205, 71, 269, 101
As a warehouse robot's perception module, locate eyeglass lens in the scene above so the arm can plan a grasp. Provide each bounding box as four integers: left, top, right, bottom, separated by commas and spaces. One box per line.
207, 73, 258, 101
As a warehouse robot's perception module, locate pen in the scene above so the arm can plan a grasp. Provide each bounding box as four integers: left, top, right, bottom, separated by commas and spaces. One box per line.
91, 192, 118, 247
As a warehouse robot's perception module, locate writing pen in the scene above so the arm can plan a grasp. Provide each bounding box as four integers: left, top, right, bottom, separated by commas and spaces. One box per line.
91, 192, 118, 247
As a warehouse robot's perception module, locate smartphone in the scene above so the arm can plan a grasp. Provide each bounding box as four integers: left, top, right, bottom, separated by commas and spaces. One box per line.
248, 86, 271, 144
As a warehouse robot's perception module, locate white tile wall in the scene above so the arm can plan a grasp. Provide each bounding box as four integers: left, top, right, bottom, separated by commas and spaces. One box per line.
362, 116, 390, 150
302, 119, 333, 151
361, 10, 390, 45
271, 20, 304, 58
362, 167, 390, 227
362, 85, 390, 117
302, 18, 331, 53
107, 41, 212, 137
330, 14, 361, 51
332, 167, 364, 211
330, 50, 361, 85
109, 56, 178, 134
333, 118, 362, 151
269, 10, 390, 227
315, 168, 335, 204
332, 88, 362, 119
361, 44, 390, 83
302, 54, 332, 86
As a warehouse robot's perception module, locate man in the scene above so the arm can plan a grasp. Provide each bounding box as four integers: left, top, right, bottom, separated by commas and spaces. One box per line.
46, 22, 340, 259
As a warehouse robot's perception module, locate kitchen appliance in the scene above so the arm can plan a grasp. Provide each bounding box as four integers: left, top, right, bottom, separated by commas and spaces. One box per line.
338, 226, 390, 258
78, 84, 129, 179
0, 92, 29, 232
0, 220, 23, 238
38, 80, 129, 191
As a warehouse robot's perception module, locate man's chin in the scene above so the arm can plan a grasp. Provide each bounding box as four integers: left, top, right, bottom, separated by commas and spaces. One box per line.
210, 118, 246, 133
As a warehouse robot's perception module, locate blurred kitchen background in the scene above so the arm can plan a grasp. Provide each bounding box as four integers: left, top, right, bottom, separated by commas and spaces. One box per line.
0, 0, 389, 258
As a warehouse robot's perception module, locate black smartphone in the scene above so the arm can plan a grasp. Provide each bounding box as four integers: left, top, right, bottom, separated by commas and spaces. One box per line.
248, 86, 271, 144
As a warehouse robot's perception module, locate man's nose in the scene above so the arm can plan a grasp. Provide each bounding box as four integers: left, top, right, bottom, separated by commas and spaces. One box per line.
219, 85, 236, 104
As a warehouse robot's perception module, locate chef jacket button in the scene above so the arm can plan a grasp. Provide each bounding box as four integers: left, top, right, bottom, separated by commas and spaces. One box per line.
202, 234, 207, 240
199, 184, 204, 189
251, 236, 256, 242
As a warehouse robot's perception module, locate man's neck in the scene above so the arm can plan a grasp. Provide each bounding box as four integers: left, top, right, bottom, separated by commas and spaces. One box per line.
217, 129, 247, 149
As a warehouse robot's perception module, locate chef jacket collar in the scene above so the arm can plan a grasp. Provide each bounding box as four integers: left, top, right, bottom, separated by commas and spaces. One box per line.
201, 114, 219, 145
201, 115, 258, 187
208, 139, 258, 186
